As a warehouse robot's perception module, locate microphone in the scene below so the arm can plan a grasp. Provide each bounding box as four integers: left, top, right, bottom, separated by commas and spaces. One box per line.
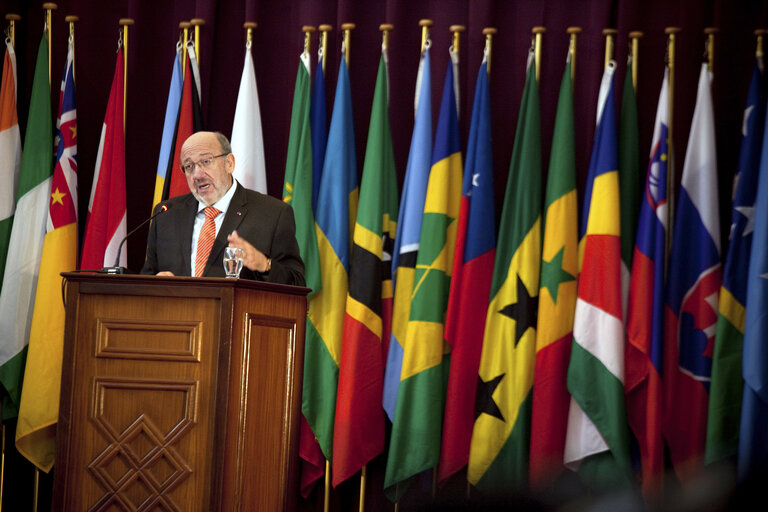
102, 204, 169, 274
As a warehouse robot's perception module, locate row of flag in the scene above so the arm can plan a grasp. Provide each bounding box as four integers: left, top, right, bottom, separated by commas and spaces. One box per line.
0, 27, 269, 473
286, 33, 768, 504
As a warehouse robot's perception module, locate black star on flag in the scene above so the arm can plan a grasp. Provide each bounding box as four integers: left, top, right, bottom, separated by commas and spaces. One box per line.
498, 274, 539, 346
474, 373, 505, 422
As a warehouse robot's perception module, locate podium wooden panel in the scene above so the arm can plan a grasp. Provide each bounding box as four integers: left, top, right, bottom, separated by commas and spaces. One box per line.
53, 273, 308, 511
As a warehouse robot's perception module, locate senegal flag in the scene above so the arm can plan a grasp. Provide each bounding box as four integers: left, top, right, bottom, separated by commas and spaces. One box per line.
468, 53, 541, 491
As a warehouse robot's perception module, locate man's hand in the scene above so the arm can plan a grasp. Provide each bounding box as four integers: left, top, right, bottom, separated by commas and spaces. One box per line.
227, 230, 270, 272
156, 271, 175, 277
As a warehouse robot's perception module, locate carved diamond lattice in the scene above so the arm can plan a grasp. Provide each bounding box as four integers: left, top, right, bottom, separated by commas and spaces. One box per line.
87, 380, 197, 512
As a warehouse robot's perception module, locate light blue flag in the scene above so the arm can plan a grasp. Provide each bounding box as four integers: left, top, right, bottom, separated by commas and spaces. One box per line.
383, 49, 433, 421
151, 47, 182, 212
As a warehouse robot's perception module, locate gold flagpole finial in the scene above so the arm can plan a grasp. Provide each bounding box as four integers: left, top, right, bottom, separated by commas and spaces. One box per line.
65, 15, 79, 83
302, 25, 316, 55
119, 19, 134, 135
191, 18, 205, 65
180, 21, 191, 78
567, 26, 582, 82
451, 24, 466, 53
629, 31, 643, 91
5, 14, 21, 46
602, 28, 617, 69
341, 22, 355, 66
319, 24, 332, 73
755, 29, 766, 60
482, 27, 496, 75
419, 19, 433, 54
380, 23, 394, 52
532, 26, 546, 83
664, 26, 681, 246
704, 27, 718, 74
244, 21, 258, 45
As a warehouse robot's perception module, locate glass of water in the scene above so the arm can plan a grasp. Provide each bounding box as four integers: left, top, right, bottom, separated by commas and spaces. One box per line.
223, 247, 244, 278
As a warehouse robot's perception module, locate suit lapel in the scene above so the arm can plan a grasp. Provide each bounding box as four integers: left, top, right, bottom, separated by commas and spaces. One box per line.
204, 183, 248, 276
180, 195, 198, 276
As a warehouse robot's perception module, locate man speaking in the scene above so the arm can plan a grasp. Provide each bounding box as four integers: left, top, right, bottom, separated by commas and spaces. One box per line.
141, 131, 305, 286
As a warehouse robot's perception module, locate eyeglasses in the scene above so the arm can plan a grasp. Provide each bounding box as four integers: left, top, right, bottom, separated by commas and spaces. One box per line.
180, 153, 229, 174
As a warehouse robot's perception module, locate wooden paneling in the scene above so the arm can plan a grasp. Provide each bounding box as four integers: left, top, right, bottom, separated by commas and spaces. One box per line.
54, 275, 308, 511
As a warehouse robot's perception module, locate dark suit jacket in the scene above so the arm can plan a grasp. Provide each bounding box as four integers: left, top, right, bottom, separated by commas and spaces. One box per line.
141, 183, 305, 286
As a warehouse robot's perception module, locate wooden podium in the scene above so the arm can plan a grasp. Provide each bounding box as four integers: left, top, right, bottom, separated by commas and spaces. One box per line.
53, 273, 309, 511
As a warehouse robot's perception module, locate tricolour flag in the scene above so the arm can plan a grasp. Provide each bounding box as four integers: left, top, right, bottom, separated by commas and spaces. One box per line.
81, 46, 126, 270
707, 58, 764, 464
625, 67, 670, 495
231, 39, 266, 193
301, 53, 358, 465
439, 53, 496, 485
564, 62, 632, 487
385, 53, 462, 500
469, 53, 541, 491
151, 45, 182, 212
0, 35, 53, 422
530, 56, 577, 488
663, 63, 721, 479
15, 41, 77, 471
333, 50, 398, 486
166, 42, 203, 199
737, 74, 768, 478
0, 39, 21, 293
382, 48, 432, 422
0, 39, 23, 418
311, 56, 327, 213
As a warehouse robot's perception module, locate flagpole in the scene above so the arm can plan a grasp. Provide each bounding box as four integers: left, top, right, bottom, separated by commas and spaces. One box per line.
119, 19, 134, 135
482, 27, 495, 76
665, 26, 681, 245
43, 3, 56, 86
603, 28, 617, 69
180, 21, 190, 79
419, 18, 432, 54
324, 459, 331, 512
65, 16, 78, 84
705, 27, 718, 74
532, 26, 546, 83
319, 24, 332, 73
303, 24, 315, 57
5, 13, 20, 45
342, 23, 355, 67
628, 31, 642, 91
191, 18, 205, 65
567, 27, 581, 83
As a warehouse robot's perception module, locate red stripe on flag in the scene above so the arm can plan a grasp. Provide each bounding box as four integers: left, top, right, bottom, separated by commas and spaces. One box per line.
332, 314, 384, 487
579, 234, 622, 319
530, 331, 572, 487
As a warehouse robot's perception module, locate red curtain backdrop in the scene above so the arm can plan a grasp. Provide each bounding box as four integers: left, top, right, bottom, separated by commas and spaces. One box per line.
3, 0, 763, 270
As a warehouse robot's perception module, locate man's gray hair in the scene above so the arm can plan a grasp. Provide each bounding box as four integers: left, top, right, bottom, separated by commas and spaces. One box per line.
214, 131, 232, 155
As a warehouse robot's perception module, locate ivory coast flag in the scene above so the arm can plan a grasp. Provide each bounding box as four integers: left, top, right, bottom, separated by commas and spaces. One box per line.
16, 42, 77, 471
384, 55, 462, 500
0, 36, 52, 422
564, 63, 632, 488
468, 53, 541, 491
530, 56, 577, 488
301, 53, 358, 462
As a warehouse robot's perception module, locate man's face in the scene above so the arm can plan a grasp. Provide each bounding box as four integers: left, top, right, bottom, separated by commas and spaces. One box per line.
180, 132, 234, 205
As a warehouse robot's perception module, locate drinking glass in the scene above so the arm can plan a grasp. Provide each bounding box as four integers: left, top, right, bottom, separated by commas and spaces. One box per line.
223, 247, 244, 278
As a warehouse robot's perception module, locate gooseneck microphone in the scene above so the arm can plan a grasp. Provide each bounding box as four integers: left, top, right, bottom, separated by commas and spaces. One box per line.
102, 204, 169, 274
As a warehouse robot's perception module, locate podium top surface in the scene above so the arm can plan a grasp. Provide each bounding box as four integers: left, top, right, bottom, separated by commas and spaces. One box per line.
61, 272, 311, 297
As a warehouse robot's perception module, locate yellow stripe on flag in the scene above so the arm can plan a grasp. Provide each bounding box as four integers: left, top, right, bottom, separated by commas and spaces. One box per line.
719, 286, 746, 333
345, 294, 382, 339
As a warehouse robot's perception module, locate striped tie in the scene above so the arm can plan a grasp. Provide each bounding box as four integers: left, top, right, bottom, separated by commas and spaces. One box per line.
195, 206, 220, 277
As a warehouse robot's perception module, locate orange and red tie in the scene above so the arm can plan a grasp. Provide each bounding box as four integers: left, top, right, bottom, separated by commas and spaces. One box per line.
194, 206, 220, 277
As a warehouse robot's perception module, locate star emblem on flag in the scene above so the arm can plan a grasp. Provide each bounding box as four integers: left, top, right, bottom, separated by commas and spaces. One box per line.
474, 373, 505, 422
498, 274, 538, 346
